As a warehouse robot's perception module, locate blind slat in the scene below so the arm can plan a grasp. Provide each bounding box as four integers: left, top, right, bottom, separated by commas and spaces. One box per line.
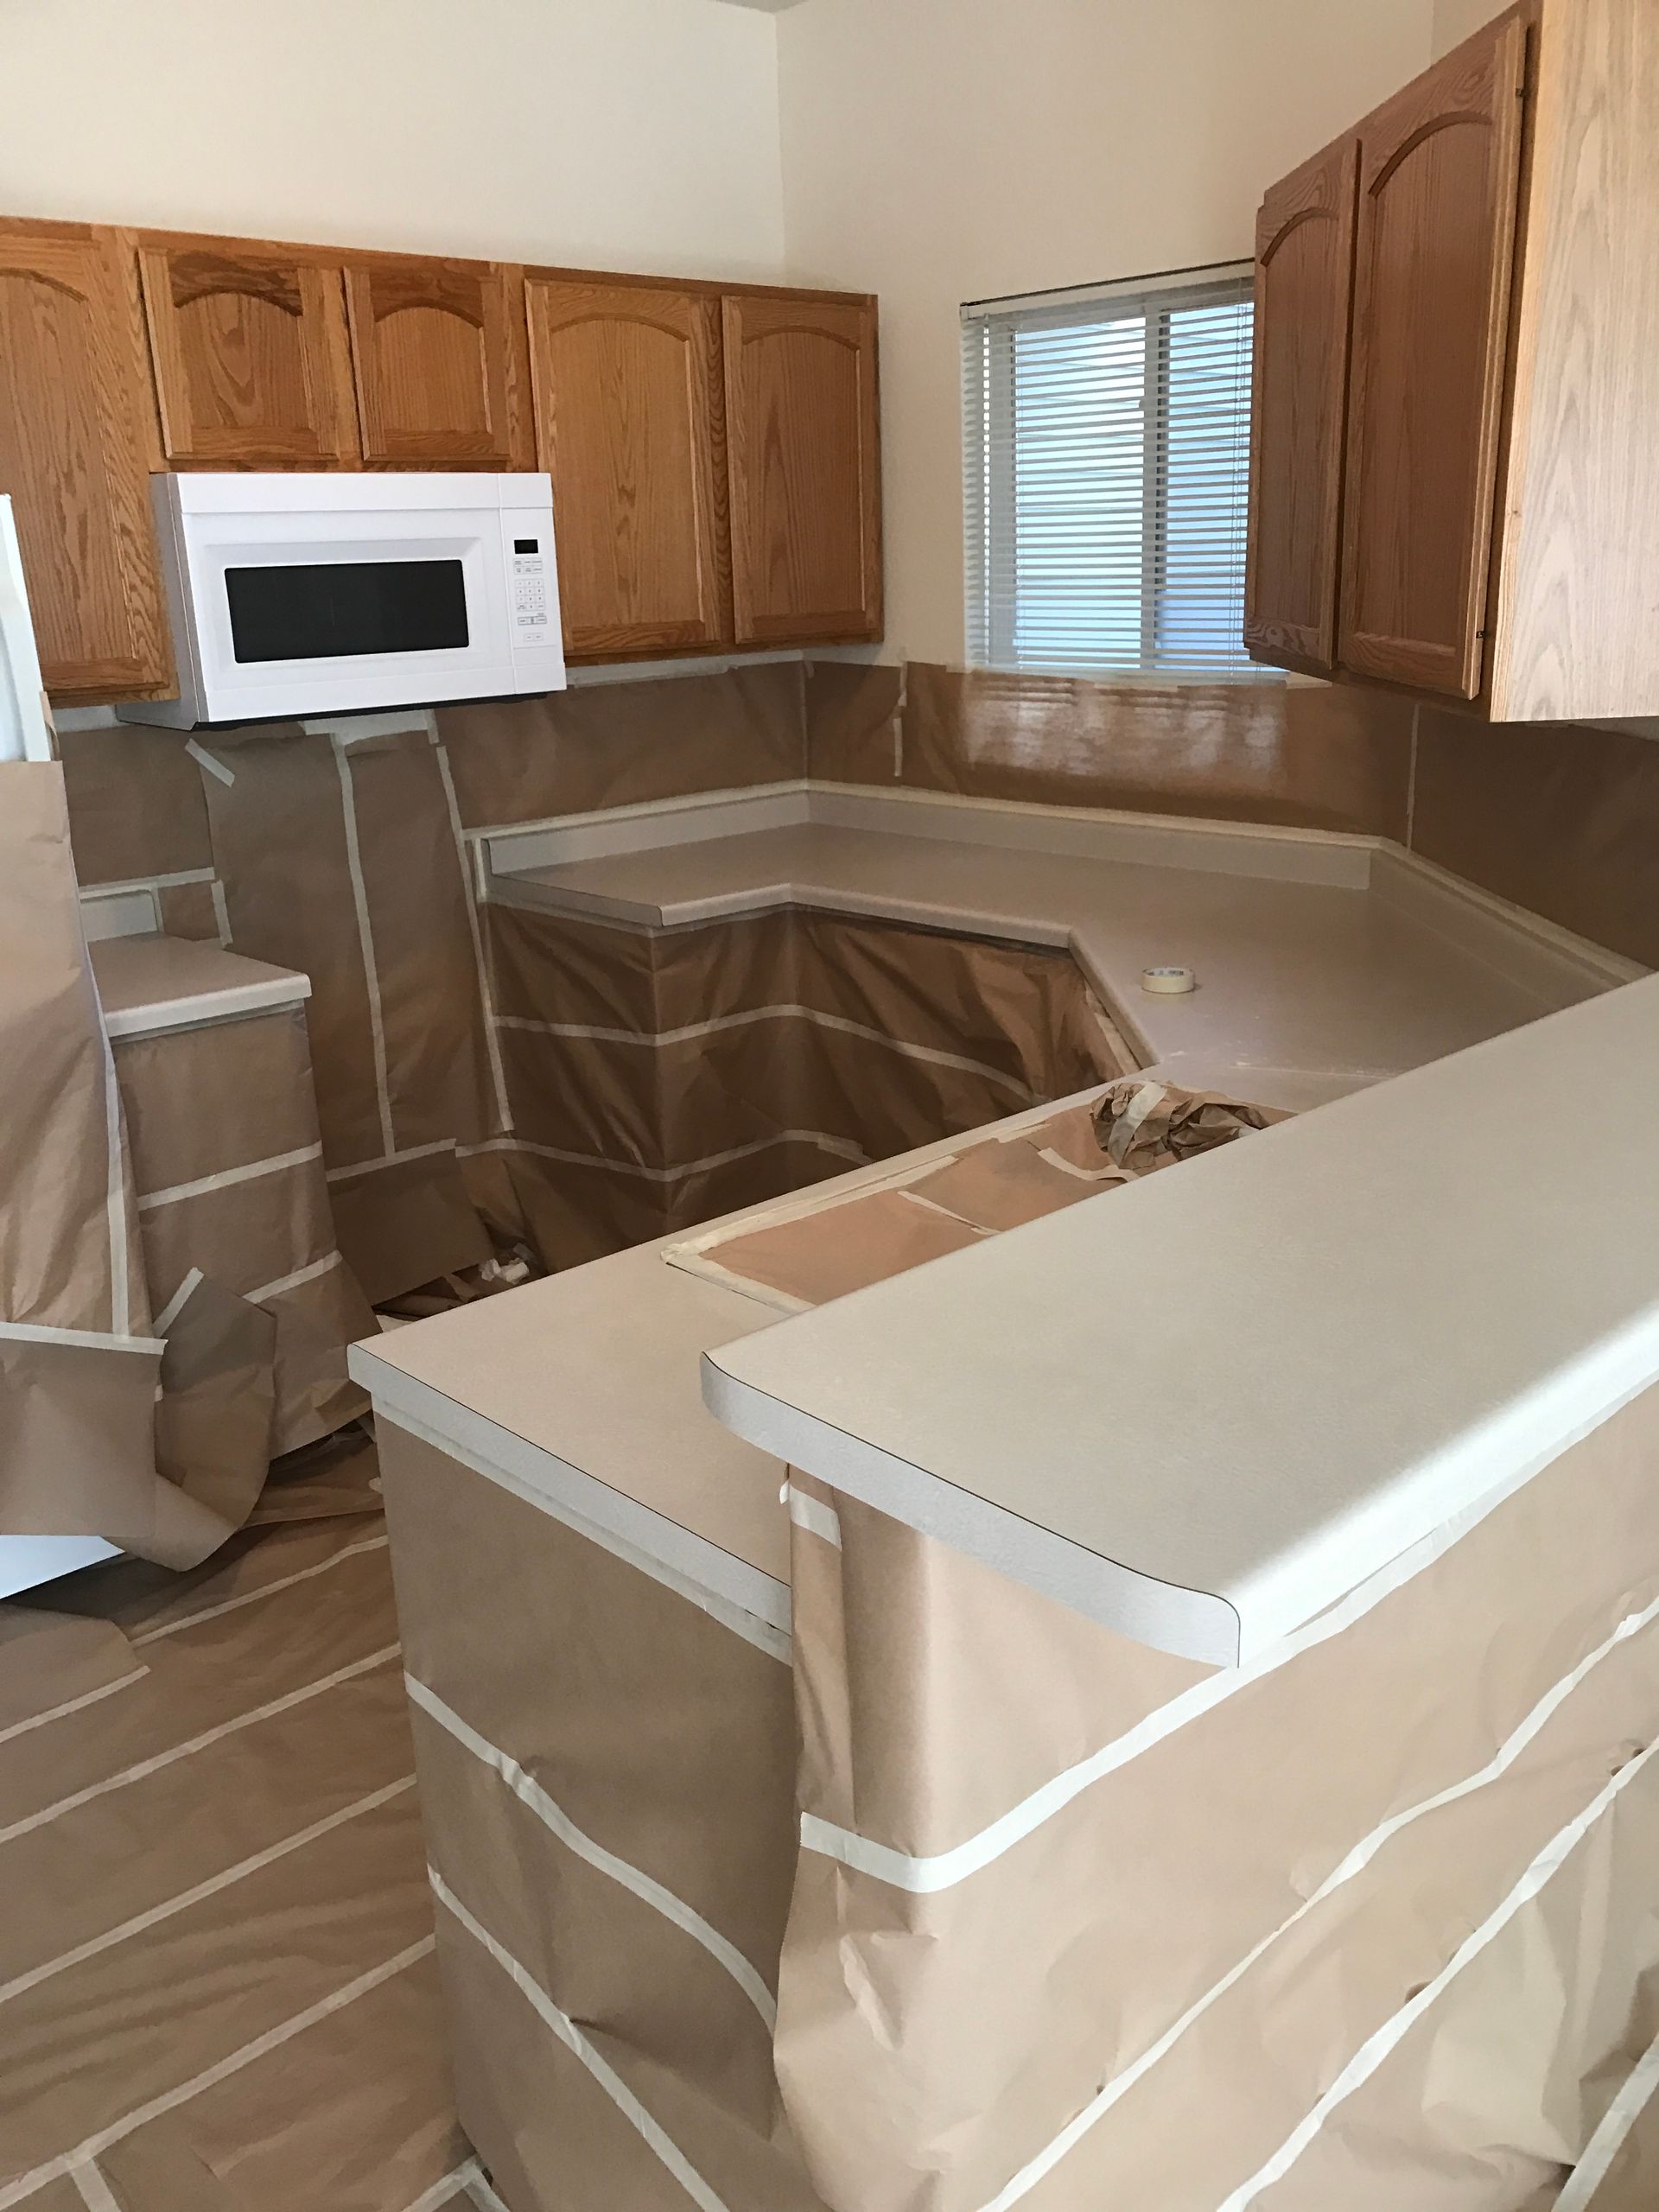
963, 268, 1259, 681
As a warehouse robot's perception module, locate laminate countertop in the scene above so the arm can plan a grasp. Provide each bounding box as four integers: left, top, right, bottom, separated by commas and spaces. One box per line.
484, 799, 1584, 1096
353, 786, 1645, 1657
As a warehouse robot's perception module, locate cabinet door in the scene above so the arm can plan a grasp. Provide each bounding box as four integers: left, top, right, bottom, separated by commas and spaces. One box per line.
0, 225, 173, 698
527, 279, 730, 657
723, 294, 881, 645
1338, 12, 1527, 697
1245, 136, 1359, 677
139, 241, 358, 466
346, 259, 522, 467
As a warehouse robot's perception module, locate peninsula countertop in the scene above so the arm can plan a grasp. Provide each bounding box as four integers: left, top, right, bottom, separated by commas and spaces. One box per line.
706, 975, 1659, 1664
353, 782, 1644, 1659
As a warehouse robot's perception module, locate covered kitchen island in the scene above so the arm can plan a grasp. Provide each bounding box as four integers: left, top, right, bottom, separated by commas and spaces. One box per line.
349, 801, 1659, 2212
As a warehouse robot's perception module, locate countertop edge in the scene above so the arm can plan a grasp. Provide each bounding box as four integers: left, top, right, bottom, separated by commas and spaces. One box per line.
700, 1352, 1244, 1669
353, 1344, 793, 1642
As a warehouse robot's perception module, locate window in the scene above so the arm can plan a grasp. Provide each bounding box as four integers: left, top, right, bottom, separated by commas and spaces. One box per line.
963, 265, 1257, 681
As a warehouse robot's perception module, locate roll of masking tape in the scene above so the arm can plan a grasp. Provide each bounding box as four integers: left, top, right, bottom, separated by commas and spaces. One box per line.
1141, 964, 1197, 995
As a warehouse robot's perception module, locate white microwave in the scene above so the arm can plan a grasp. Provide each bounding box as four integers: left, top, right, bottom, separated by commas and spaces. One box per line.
118, 472, 566, 728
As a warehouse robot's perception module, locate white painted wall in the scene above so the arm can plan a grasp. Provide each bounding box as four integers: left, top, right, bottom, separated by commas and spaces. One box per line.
775, 0, 1437, 663
0, 0, 785, 280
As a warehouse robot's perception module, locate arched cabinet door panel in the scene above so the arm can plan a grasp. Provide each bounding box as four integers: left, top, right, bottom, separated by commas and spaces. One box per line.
0, 223, 173, 698
527, 278, 730, 658
346, 260, 523, 467
722, 294, 881, 646
1338, 10, 1527, 698
1245, 135, 1359, 677
139, 240, 359, 467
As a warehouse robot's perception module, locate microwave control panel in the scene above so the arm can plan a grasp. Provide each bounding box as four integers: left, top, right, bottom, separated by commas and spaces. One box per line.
510, 537, 551, 634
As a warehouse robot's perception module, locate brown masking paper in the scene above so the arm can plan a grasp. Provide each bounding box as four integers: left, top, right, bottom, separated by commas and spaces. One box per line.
436, 661, 806, 829
680, 1082, 1269, 1310
378, 1419, 817, 2212
486, 901, 1128, 1266
774, 1382, 1659, 2212
111, 998, 372, 1456
881, 663, 1415, 836
0, 765, 200, 1562
187, 721, 502, 1302
0, 1462, 466, 2212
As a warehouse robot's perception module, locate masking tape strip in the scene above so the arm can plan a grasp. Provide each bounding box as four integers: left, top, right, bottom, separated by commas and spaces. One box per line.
1213, 1730, 1659, 2211
0, 1777, 417, 2013
786, 1485, 843, 1549
152, 1267, 204, 1336
1556, 2028, 1659, 2211
974, 1592, 1659, 2210
429, 1869, 734, 2212
0, 1319, 163, 1356
68, 2161, 121, 2212
326, 1137, 461, 1185
138, 1142, 322, 1213
0, 1644, 399, 1847
408, 1676, 777, 2028
800, 1476, 1655, 1895
130, 1535, 391, 1648
333, 738, 397, 1160
495, 1005, 1039, 1104
184, 740, 235, 787
0, 1936, 434, 2210
461, 1129, 869, 1188
435, 738, 512, 1139
246, 1249, 345, 1305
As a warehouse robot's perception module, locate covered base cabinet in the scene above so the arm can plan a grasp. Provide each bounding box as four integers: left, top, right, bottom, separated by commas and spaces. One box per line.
373, 1378, 1659, 2212
1247, 0, 1659, 721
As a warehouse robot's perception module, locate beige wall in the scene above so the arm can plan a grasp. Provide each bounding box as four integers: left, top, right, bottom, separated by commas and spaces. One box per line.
1433, 0, 1507, 54
775, 0, 1436, 664
0, 0, 786, 280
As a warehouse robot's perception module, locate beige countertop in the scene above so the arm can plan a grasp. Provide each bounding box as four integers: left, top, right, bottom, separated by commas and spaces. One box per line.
91, 932, 310, 1039
354, 785, 1643, 1650
486, 789, 1606, 1090
706, 973, 1659, 1664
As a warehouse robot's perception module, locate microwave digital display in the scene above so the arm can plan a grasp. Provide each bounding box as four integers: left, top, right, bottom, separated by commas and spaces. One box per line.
224, 559, 470, 664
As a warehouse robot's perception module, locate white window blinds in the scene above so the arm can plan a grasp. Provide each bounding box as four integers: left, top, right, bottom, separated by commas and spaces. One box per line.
963, 265, 1257, 681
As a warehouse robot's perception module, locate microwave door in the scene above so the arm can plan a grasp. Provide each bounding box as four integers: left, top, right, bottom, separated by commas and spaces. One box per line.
193, 528, 512, 721
222, 554, 473, 665
0, 497, 52, 763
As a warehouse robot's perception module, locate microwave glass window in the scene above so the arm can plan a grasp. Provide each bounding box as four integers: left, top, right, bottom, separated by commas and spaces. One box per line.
224, 560, 470, 663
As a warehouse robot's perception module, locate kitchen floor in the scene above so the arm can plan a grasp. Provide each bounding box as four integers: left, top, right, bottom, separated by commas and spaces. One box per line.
0, 1431, 492, 2212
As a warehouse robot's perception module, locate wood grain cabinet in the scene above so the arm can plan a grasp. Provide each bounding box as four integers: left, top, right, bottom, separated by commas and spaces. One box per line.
138, 238, 359, 467
525, 276, 883, 660
0, 205, 886, 692
526, 278, 730, 656
1339, 18, 1526, 697
1245, 137, 1359, 677
722, 294, 881, 646
346, 258, 525, 467
0, 221, 173, 699
1249, 0, 1659, 721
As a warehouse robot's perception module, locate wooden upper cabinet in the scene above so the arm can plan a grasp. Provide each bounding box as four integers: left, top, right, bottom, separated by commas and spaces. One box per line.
723, 294, 881, 646
1245, 137, 1359, 677
527, 279, 730, 657
346, 258, 524, 467
0, 224, 172, 699
1338, 12, 1527, 698
139, 239, 359, 467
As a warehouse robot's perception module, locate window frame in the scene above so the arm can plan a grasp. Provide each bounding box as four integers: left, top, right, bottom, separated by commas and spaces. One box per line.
963, 261, 1265, 687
